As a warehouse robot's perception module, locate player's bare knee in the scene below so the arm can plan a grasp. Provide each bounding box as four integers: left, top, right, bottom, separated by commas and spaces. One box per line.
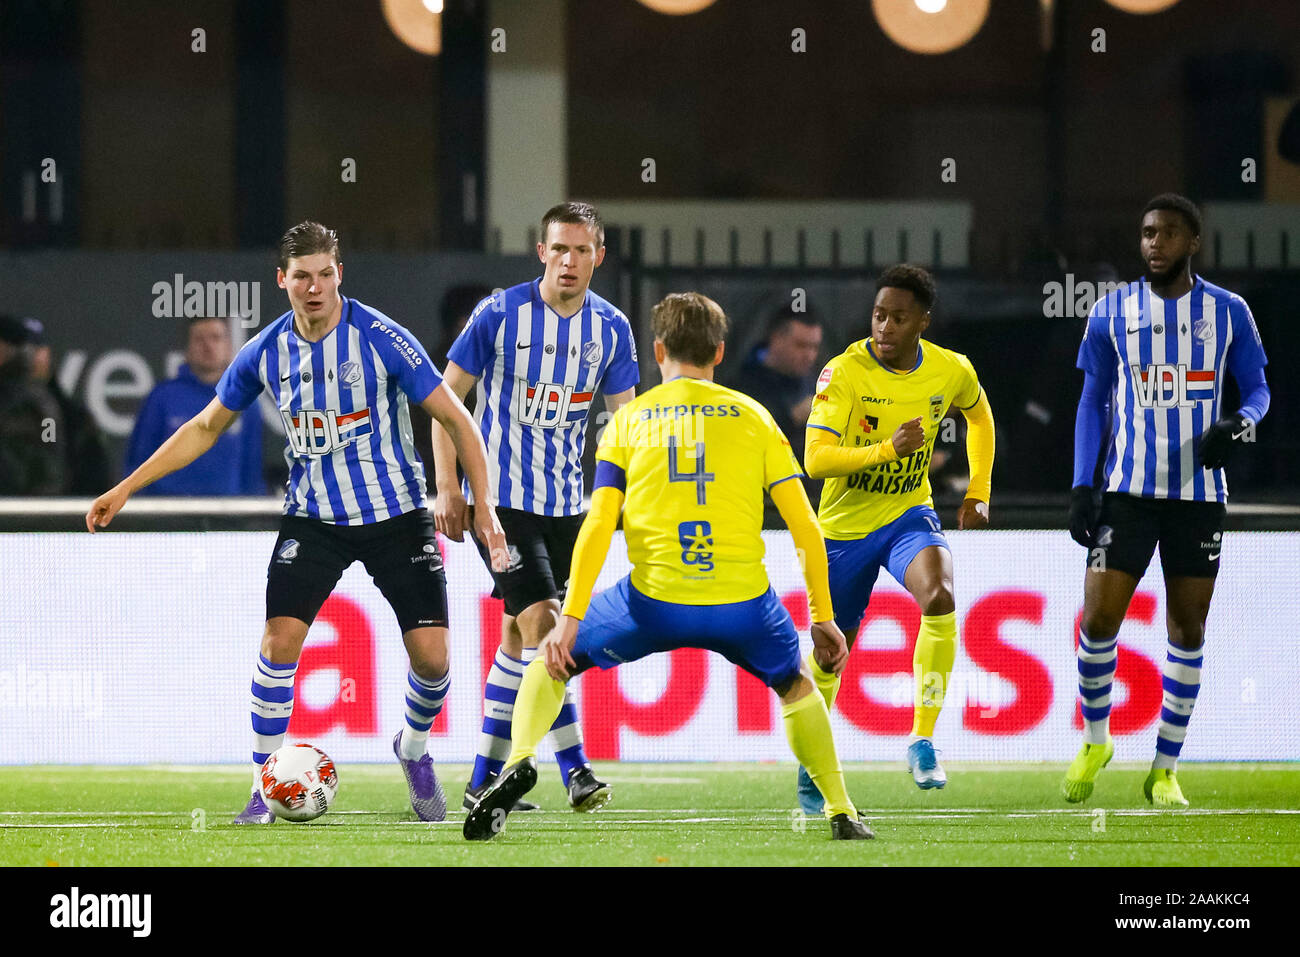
1080, 606, 1124, 639
499, 616, 523, 657
516, 599, 561, 646
920, 583, 956, 617
260, 618, 306, 664
777, 671, 814, 705
404, 629, 449, 679
1167, 621, 1205, 651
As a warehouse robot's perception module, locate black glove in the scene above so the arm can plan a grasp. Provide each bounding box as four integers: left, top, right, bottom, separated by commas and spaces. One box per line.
1069, 485, 1098, 548
1198, 415, 1250, 471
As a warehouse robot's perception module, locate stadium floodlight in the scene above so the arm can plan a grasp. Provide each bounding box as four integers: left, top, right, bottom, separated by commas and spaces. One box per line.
1103, 0, 1180, 12
382, 0, 441, 56
872, 0, 989, 55
635, 0, 718, 14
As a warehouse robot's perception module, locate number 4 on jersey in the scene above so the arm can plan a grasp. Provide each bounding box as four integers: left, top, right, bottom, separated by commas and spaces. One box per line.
667, 436, 714, 505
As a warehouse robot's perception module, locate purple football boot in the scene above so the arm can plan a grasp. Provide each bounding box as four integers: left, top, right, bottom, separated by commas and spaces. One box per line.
393, 732, 447, 822
233, 788, 275, 825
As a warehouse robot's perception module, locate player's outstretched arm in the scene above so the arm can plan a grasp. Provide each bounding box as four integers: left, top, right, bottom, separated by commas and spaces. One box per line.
769, 477, 848, 673
958, 388, 995, 530
803, 419, 920, 479
85, 397, 236, 532
428, 362, 479, 541
423, 379, 506, 569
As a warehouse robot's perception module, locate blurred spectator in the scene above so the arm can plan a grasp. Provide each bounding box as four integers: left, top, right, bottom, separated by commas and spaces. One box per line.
729, 306, 824, 449
21, 316, 113, 495
125, 317, 263, 495
0, 314, 66, 495
411, 284, 493, 471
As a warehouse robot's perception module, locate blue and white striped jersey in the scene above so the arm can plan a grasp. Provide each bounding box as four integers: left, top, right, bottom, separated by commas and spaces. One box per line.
1077, 276, 1268, 502
447, 279, 640, 516
217, 298, 442, 524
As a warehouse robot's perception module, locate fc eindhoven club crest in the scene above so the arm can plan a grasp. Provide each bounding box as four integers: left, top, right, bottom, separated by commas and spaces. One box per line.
929, 394, 945, 422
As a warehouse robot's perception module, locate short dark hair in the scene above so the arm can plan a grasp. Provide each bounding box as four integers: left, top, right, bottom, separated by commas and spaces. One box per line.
652, 292, 728, 367
278, 221, 340, 271
185, 316, 231, 346
540, 201, 604, 247
1142, 193, 1201, 237
765, 305, 823, 339
876, 264, 937, 312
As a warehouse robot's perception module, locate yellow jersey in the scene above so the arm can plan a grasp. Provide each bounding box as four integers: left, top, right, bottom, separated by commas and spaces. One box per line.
807, 338, 982, 538
595, 376, 803, 604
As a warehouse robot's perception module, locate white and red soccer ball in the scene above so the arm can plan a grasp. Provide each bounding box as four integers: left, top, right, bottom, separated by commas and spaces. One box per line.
258, 744, 339, 822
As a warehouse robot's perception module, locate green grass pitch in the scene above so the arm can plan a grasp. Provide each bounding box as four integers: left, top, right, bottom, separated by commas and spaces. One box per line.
3, 763, 1297, 867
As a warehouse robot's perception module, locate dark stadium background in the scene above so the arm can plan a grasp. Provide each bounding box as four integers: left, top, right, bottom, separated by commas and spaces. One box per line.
1, 0, 1296, 521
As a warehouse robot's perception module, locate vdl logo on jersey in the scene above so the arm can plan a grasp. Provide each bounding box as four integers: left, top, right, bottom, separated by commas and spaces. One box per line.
1132, 364, 1216, 408
281, 408, 373, 455
515, 379, 593, 428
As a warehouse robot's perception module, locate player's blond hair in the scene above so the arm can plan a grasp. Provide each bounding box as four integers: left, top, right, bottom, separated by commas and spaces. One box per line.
651, 292, 728, 367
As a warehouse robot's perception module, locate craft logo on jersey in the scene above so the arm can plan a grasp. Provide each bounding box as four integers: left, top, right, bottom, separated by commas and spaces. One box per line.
1132, 364, 1216, 408
678, 520, 714, 573
281, 407, 374, 455
515, 378, 593, 428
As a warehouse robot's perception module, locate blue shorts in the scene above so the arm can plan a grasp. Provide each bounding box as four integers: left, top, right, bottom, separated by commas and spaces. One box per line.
826, 505, 949, 635
572, 577, 802, 691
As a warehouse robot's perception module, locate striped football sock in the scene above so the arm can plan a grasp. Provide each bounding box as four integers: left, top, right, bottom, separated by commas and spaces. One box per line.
251, 654, 298, 782
1077, 629, 1118, 745
399, 668, 450, 760
469, 649, 526, 789
1153, 640, 1203, 770
524, 647, 590, 786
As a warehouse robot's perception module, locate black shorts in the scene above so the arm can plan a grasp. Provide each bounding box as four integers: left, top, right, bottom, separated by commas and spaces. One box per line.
1091, 493, 1226, 580
266, 509, 449, 633
471, 507, 586, 617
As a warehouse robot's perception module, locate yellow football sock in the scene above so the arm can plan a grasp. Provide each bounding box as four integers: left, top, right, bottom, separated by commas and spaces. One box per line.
911, 611, 958, 738
782, 690, 856, 819
505, 659, 567, 768
805, 651, 842, 712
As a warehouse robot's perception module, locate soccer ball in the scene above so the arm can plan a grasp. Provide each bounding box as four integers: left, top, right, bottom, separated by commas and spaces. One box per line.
258, 744, 339, 822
